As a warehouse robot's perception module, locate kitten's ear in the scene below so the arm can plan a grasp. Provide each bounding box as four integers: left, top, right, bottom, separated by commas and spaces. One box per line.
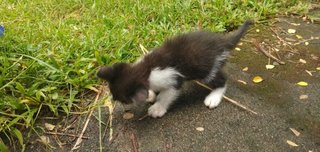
97, 63, 127, 82
132, 88, 148, 103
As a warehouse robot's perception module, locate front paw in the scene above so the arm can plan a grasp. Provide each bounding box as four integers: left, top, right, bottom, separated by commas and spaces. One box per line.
148, 103, 167, 118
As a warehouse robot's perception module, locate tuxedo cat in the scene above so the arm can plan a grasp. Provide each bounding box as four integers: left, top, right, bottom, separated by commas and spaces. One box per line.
98, 20, 253, 118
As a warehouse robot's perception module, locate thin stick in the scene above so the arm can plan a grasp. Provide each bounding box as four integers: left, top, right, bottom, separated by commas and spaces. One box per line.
138, 114, 149, 121
70, 86, 102, 151
44, 132, 89, 139
293, 37, 319, 45
130, 133, 139, 152
194, 80, 258, 115
251, 41, 285, 65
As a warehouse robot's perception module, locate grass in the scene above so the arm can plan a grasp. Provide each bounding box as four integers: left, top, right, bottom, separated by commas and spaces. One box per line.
0, 0, 310, 150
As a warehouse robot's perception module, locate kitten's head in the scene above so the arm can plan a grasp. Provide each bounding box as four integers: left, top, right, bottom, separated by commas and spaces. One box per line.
97, 63, 149, 104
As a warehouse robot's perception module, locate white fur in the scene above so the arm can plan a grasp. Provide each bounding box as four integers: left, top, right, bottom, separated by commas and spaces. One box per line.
204, 85, 226, 108
148, 87, 180, 118
146, 90, 156, 103
204, 51, 229, 83
149, 67, 184, 91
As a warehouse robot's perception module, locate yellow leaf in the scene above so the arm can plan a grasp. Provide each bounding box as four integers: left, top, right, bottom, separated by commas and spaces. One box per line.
299, 94, 308, 100
235, 47, 241, 51
289, 128, 301, 136
196, 127, 204, 131
297, 81, 308, 86
305, 42, 309, 46
299, 59, 306, 64
266, 64, 275, 70
253, 76, 263, 83
242, 67, 248, 72
317, 67, 320, 71
288, 29, 296, 34
123, 112, 134, 120
44, 123, 55, 131
295, 35, 303, 39
286, 140, 299, 147
237, 80, 247, 85
256, 29, 260, 33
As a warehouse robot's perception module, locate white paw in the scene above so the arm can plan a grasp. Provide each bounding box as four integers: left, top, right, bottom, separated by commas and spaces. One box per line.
146, 90, 156, 103
204, 87, 226, 109
148, 103, 167, 118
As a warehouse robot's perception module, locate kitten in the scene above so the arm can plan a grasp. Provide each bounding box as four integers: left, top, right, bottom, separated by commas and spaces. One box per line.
98, 20, 253, 118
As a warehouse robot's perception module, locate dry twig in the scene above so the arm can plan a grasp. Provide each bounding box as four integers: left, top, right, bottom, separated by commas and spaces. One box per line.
130, 133, 139, 152
251, 40, 285, 65
194, 80, 258, 115
70, 86, 104, 151
44, 132, 89, 139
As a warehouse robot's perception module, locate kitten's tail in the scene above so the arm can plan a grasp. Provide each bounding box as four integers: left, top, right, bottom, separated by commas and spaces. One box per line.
225, 20, 253, 49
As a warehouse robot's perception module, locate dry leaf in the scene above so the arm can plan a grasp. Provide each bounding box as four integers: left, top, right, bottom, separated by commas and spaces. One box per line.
38, 136, 50, 145
196, 127, 204, 132
299, 59, 306, 64
274, 48, 279, 52
44, 123, 55, 131
256, 29, 260, 33
305, 70, 313, 76
317, 67, 320, 71
286, 140, 299, 147
291, 23, 300, 26
290, 128, 301, 136
305, 42, 309, 46
266, 64, 275, 70
237, 80, 247, 85
123, 112, 134, 120
242, 67, 248, 72
253, 76, 263, 83
87, 86, 99, 93
299, 95, 308, 100
238, 42, 243, 46
235, 47, 241, 51
288, 29, 296, 34
295, 35, 303, 39
297, 81, 308, 86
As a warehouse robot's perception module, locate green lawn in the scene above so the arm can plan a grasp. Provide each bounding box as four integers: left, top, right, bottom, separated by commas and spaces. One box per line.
0, 0, 310, 150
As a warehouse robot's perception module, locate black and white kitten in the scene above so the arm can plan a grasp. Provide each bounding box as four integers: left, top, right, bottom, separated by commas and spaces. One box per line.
98, 20, 252, 118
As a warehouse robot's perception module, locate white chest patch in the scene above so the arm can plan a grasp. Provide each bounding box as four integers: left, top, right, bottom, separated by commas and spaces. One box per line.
148, 67, 183, 91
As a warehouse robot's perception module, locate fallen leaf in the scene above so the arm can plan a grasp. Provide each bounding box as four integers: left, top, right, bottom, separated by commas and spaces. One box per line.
235, 47, 241, 51
123, 112, 134, 120
299, 59, 306, 64
299, 95, 308, 100
286, 140, 299, 147
256, 29, 260, 33
290, 128, 301, 136
305, 70, 313, 76
253, 76, 263, 83
196, 127, 204, 132
242, 67, 248, 72
266, 64, 275, 70
295, 35, 303, 39
288, 29, 296, 34
305, 42, 309, 45
237, 80, 247, 85
238, 42, 243, 46
44, 123, 55, 131
302, 16, 307, 21
291, 23, 300, 26
38, 136, 50, 145
317, 67, 320, 71
297, 81, 308, 86
274, 48, 279, 52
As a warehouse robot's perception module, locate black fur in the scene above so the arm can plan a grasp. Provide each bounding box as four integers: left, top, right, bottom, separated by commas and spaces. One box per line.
98, 20, 253, 104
